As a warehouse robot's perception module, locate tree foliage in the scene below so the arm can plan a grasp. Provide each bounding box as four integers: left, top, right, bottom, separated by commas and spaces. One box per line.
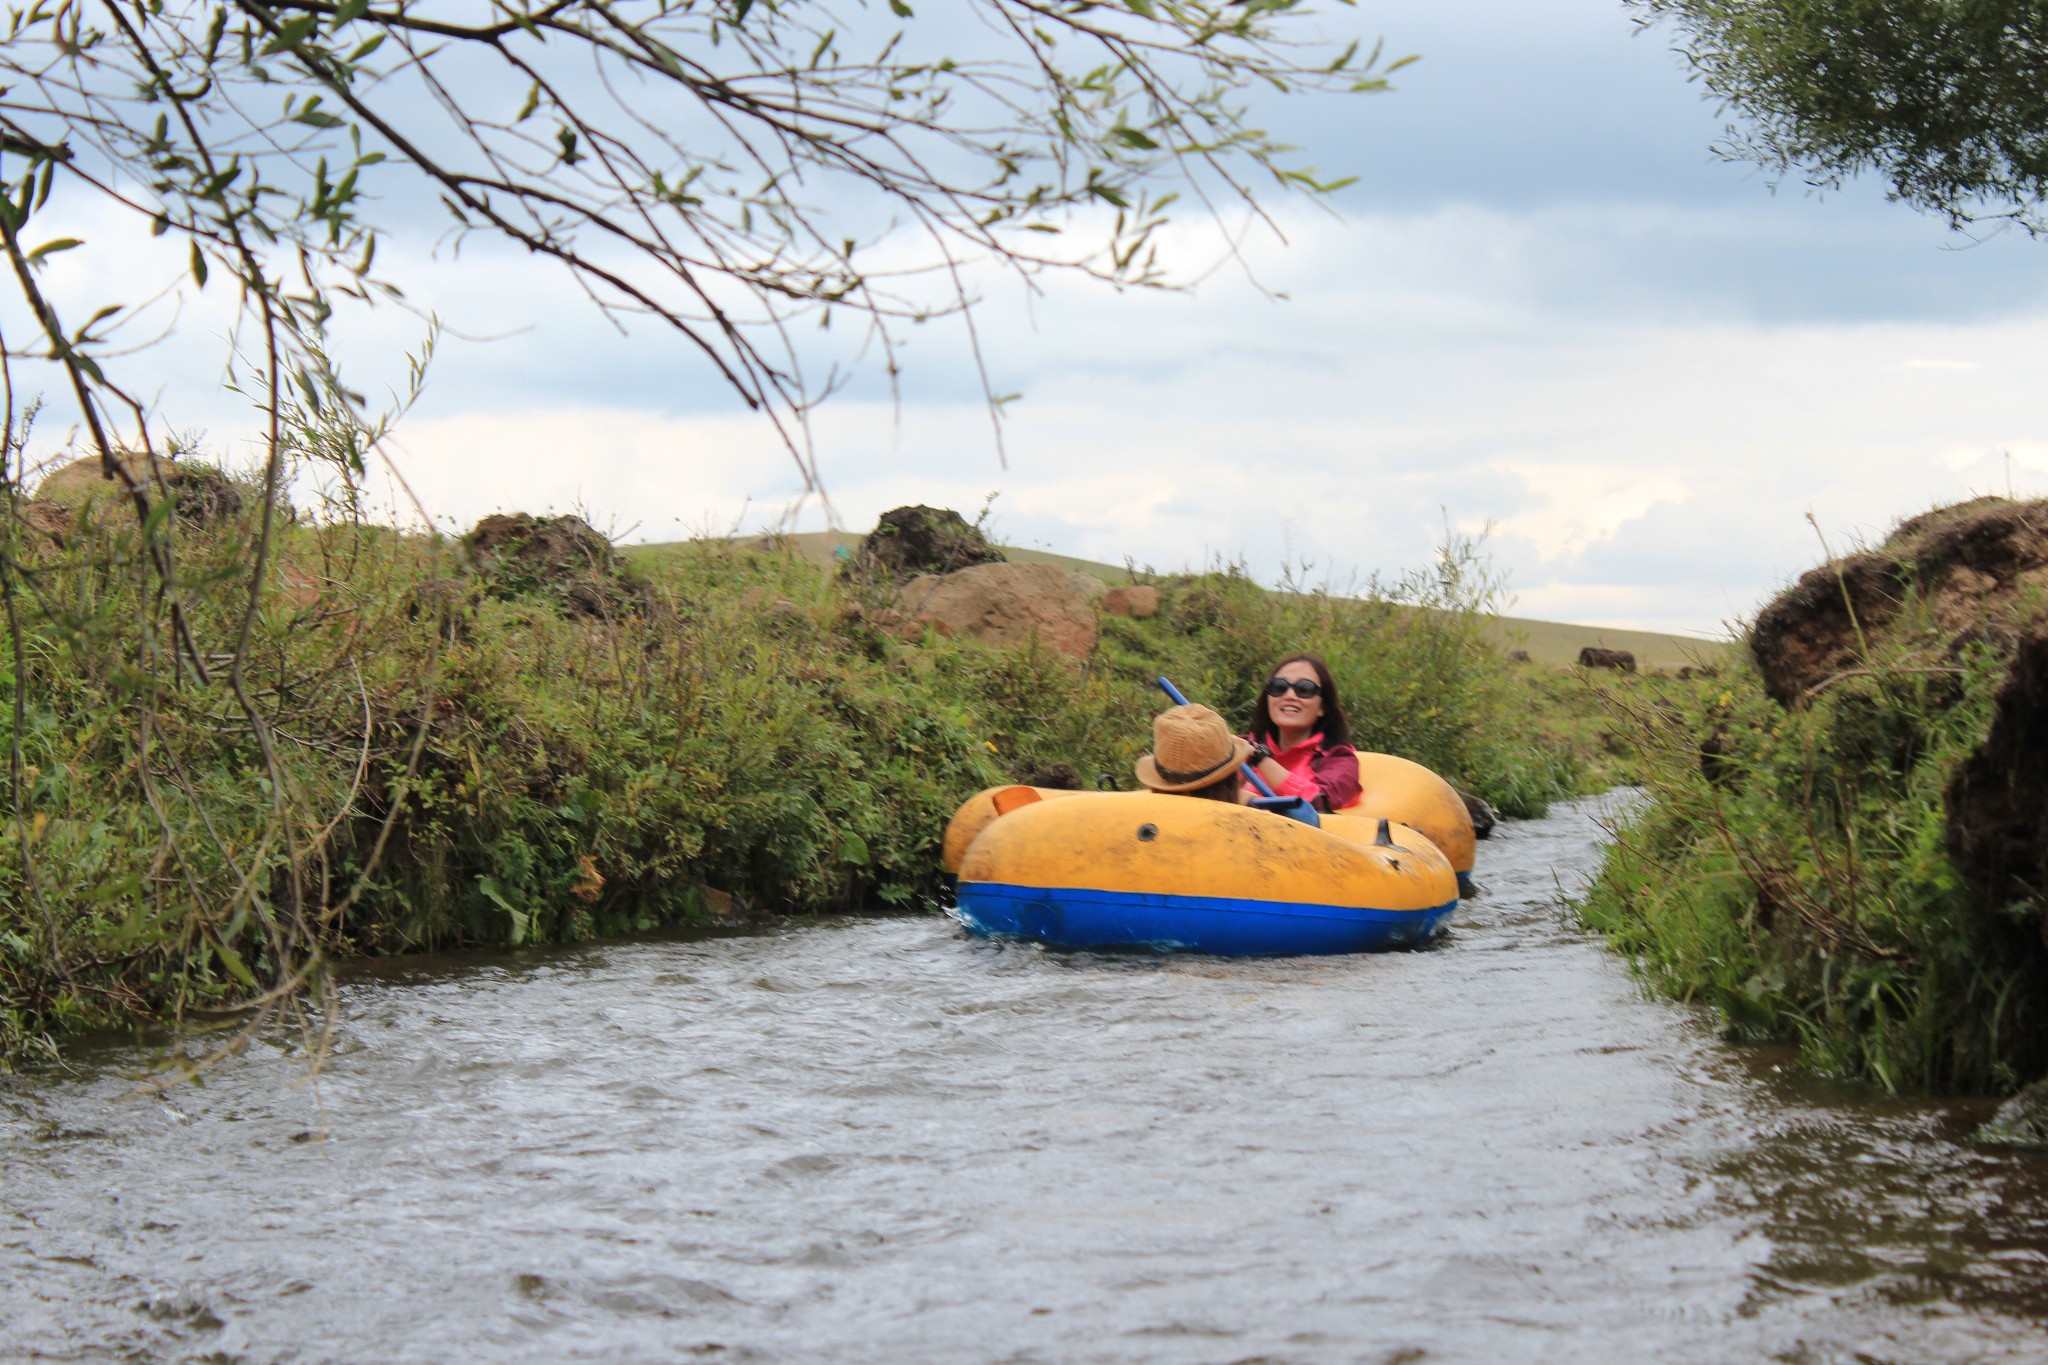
2, 0, 1399, 507
0, 0, 1400, 1065
1635, 0, 2048, 232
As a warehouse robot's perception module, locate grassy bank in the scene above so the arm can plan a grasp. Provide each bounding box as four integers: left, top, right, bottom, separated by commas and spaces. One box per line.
2, 472, 1632, 1068
1577, 609, 2048, 1096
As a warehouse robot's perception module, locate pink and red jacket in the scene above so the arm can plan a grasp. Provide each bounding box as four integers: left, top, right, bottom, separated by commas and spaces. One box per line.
1245, 731, 1361, 812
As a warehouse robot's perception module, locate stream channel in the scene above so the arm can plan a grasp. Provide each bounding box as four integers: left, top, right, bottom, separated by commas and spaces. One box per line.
5, 794, 2048, 1363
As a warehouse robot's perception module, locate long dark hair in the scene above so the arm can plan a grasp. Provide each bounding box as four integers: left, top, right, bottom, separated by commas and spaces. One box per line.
1250, 652, 1350, 748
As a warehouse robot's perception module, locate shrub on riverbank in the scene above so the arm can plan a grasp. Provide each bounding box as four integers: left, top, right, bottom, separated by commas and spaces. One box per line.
1580, 500, 2048, 1095
3, 471, 1585, 1067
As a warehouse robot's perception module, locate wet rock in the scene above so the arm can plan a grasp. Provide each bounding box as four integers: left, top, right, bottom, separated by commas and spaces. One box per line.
845, 505, 1004, 581
1976, 1078, 2048, 1149
883, 562, 1098, 659
1459, 791, 1497, 840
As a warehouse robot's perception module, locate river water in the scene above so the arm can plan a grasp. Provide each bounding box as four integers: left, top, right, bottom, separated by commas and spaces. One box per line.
5, 795, 2047, 1364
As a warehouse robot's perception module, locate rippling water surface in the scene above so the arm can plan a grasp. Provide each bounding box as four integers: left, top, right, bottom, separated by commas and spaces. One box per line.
6, 795, 2048, 1363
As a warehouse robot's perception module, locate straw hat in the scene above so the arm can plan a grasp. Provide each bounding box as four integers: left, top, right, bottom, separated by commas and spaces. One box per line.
1134, 704, 1254, 793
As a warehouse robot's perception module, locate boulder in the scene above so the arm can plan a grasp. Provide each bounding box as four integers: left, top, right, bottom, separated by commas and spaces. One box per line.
1577, 646, 1636, 672
1101, 585, 1161, 619
846, 505, 1004, 580
886, 561, 1098, 659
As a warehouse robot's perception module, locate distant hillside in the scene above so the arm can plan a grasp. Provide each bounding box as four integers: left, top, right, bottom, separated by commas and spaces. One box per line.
632, 531, 1737, 672
1482, 616, 1732, 673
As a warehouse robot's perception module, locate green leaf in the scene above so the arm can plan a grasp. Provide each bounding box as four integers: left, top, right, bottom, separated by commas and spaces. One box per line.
214, 939, 259, 989
837, 831, 870, 865
190, 240, 208, 288
263, 14, 318, 52
1127, 0, 1156, 17
1111, 127, 1158, 151
477, 875, 532, 945
25, 237, 81, 263
889, 0, 912, 14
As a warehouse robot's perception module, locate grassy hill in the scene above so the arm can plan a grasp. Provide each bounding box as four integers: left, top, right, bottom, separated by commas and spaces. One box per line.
631, 531, 1738, 673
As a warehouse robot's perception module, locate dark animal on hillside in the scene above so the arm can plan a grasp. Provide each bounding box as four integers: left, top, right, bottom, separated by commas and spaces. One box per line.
1577, 647, 1637, 672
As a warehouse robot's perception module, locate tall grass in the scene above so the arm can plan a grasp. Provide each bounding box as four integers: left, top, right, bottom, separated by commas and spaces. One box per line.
3, 472, 1581, 1067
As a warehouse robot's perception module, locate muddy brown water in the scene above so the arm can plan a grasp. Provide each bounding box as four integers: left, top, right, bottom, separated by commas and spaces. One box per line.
5, 795, 2048, 1364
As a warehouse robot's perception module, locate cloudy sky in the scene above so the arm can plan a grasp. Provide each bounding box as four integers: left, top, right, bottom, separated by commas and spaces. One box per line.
21, 1, 2048, 638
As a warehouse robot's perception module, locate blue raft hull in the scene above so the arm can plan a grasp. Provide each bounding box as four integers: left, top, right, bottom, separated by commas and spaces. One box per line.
956, 881, 1458, 956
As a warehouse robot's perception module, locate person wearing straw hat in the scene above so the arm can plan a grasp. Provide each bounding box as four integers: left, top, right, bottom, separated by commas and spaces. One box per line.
1134, 704, 1254, 803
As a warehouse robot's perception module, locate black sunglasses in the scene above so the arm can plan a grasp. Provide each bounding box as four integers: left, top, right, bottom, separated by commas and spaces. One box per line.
1264, 677, 1321, 699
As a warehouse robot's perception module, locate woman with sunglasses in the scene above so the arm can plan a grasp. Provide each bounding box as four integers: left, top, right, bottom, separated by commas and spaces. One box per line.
1245, 654, 1361, 812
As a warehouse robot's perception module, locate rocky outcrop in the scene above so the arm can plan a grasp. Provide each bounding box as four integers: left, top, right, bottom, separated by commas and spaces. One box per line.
883, 561, 1098, 659
1751, 498, 2048, 706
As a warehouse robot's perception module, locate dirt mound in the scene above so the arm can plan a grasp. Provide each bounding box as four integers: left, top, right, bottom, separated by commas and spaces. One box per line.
32, 452, 246, 530
465, 513, 647, 620
1751, 498, 2048, 705
1750, 497, 2048, 959
846, 506, 1004, 580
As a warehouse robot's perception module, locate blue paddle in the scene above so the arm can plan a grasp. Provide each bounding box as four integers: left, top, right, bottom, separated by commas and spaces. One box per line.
1155, 675, 1278, 798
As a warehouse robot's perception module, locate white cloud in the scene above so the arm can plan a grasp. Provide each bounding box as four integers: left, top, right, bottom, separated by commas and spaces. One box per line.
20, 1, 2048, 640
1473, 464, 1693, 563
